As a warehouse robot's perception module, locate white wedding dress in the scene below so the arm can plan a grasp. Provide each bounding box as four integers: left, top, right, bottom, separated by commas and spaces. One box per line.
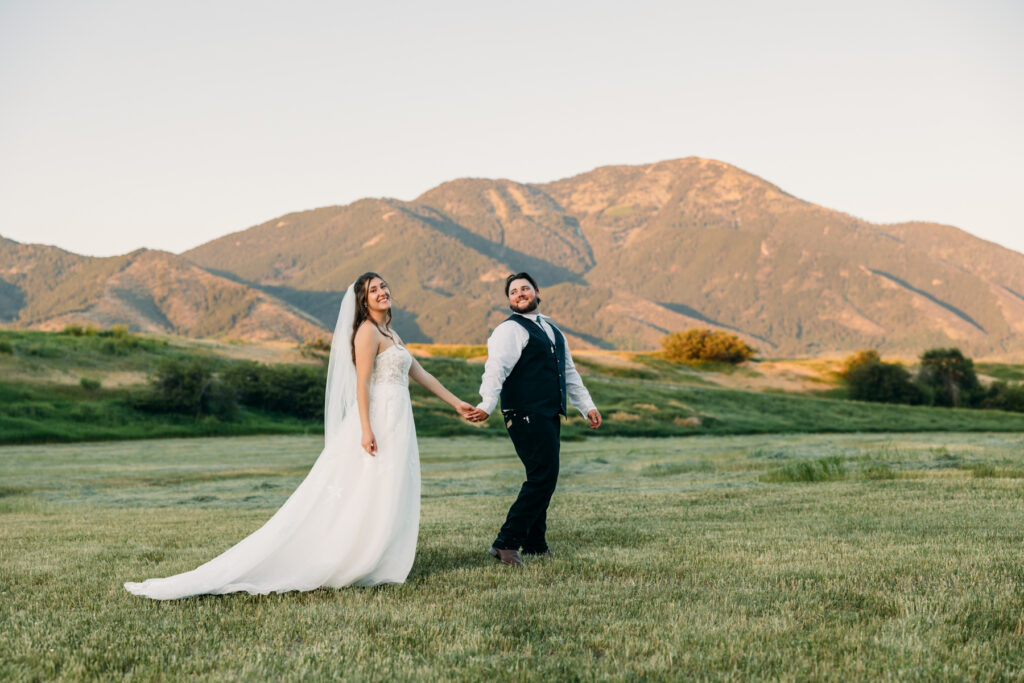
125, 285, 420, 600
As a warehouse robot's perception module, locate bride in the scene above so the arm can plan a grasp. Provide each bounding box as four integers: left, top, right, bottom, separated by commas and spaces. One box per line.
125, 272, 475, 599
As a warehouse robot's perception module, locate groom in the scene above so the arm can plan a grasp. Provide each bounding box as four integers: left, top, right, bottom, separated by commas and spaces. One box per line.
467, 272, 601, 567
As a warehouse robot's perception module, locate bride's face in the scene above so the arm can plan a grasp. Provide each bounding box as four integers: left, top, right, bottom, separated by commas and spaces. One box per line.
365, 278, 392, 313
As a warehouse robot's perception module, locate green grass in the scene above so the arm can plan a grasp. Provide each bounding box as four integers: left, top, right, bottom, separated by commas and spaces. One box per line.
4, 432, 1024, 679
4, 329, 1024, 446
0, 329, 191, 375
0, 381, 319, 444
977, 362, 1024, 382
6, 357, 1024, 446
410, 356, 1024, 439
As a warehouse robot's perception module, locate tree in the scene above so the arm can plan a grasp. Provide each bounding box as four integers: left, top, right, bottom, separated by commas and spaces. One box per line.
848, 360, 925, 405
916, 348, 980, 407
661, 329, 755, 364
839, 349, 880, 379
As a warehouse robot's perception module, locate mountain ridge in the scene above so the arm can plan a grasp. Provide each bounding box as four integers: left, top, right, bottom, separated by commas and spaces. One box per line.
4, 157, 1024, 357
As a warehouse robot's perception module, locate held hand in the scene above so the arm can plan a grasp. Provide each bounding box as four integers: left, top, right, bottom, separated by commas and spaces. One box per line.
587, 409, 602, 429
466, 407, 490, 423
455, 401, 476, 420
361, 429, 378, 456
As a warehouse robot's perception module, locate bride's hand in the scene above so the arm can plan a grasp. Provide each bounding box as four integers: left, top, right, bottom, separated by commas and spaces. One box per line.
455, 401, 476, 420
361, 430, 377, 456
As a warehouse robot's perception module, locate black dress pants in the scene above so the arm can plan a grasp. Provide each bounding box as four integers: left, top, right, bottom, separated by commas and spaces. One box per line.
493, 410, 560, 552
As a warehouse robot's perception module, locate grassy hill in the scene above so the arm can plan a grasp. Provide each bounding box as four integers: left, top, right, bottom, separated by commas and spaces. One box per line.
2, 329, 1024, 446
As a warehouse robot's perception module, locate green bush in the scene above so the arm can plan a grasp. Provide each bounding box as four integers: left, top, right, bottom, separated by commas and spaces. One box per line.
848, 361, 925, 405
661, 328, 755, 364
94, 327, 157, 355
21, 342, 63, 358
979, 381, 1024, 413
79, 377, 101, 391
222, 362, 326, 420
135, 358, 238, 419
762, 456, 846, 483
0, 340, 12, 354
299, 338, 332, 360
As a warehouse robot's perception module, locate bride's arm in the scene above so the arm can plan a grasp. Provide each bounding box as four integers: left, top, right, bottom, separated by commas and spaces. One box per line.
408, 357, 475, 417
353, 323, 379, 455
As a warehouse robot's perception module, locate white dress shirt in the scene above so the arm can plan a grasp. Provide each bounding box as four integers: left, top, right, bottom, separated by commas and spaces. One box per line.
476, 312, 597, 417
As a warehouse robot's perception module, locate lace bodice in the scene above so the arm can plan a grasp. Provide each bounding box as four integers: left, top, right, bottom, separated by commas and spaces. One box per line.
371, 344, 411, 387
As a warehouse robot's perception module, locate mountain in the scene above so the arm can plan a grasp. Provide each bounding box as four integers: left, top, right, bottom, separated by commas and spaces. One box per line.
5, 158, 1024, 356
0, 238, 324, 342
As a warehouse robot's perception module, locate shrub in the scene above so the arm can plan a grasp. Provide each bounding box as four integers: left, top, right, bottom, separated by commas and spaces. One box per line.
303, 338, 331, 353
0, 340, 12, 354
62, 324, 86, 336
21, 342, 63, 358
222, 361, 326, 420
762, 456, 846, 483
661, 329, 755, 364
299, 338, 331, 361
79, 377, 101, 391
107, 325, 131, 339
979, 381, 1024, 413
135, 358, 238, 419
839, 349, 880, 379
848, 361, 925, 405
94, 326, 156, 354
917, 348, 981, 407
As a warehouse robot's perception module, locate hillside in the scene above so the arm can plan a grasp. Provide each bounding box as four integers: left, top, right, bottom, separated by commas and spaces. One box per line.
4, 329, 1024, 446
0, 239, 324, 342
5, 157, 1024, 355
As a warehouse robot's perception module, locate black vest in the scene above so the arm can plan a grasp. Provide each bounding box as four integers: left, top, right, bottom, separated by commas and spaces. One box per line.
499, 314, 567, 417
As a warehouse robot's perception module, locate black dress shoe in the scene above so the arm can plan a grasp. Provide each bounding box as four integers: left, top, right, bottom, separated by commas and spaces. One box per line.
488, 546, 524, 567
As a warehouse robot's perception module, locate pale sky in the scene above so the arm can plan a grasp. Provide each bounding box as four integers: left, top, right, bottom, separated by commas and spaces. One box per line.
1, 0, 1022, 258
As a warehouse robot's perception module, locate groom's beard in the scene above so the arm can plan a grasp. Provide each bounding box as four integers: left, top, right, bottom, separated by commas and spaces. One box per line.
510, 297, 539, 314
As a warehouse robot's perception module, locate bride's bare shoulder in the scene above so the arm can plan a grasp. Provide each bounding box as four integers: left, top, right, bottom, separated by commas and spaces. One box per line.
354, 321, 383, 348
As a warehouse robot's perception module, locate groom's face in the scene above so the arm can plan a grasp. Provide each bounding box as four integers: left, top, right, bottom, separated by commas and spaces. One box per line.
508, 278, 539, 314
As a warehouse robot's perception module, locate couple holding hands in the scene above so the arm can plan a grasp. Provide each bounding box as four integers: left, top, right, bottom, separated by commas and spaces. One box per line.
126, 271, 600, 599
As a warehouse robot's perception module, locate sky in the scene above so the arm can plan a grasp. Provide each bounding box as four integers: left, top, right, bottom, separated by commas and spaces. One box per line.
1, 0, 1022, 258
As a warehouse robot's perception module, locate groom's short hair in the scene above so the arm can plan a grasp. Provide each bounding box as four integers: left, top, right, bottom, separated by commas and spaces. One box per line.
505, 272, 539, 297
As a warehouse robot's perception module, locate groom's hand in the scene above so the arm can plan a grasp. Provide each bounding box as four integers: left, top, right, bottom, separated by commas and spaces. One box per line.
466, 408, 490, 423
587, 409, 602, 429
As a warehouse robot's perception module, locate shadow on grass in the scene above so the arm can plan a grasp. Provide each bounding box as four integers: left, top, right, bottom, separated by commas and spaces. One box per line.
407, 544, 495, 581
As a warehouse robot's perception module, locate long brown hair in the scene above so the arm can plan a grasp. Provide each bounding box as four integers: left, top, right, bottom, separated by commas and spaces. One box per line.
350, 271, 393, 363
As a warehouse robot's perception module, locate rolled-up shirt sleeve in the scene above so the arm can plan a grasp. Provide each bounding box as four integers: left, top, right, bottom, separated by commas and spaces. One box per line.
476, 322, 527, 415
562, 338, 597, 418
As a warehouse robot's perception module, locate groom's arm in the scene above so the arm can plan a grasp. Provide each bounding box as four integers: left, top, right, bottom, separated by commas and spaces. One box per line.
475, 322, 528, 417
562, 339, 598, 420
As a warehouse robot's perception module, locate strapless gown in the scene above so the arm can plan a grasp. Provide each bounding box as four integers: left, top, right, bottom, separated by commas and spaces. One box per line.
124, 344, 420, 599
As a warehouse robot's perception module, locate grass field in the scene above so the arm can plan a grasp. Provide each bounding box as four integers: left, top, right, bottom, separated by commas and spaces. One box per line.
5, 329, 1024, 445
4, 432, 1024, 679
